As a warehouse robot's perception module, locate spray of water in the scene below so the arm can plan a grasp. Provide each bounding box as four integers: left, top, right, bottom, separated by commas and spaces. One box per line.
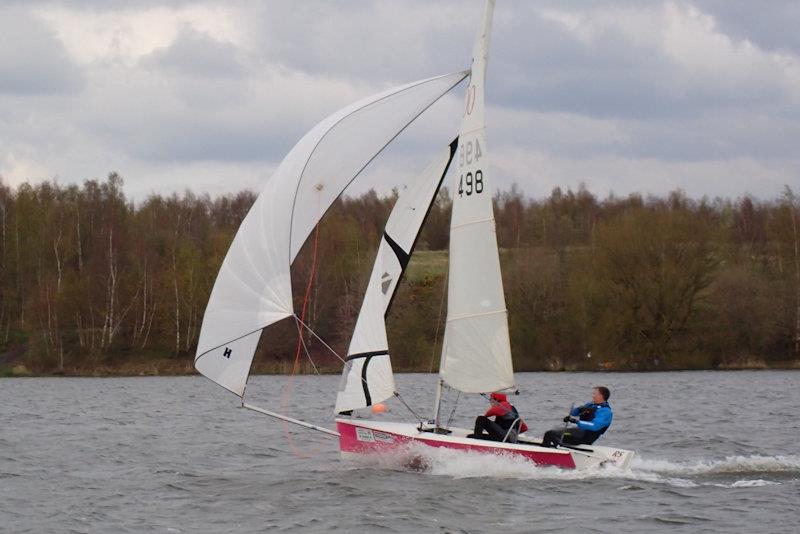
342, 444, 800, 489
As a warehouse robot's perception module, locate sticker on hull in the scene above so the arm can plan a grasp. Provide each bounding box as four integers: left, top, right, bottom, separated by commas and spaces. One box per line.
355, 427, 375, 442
373, 431, 394, 444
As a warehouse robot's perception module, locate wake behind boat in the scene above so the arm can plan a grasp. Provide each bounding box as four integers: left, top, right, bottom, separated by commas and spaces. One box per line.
194, 0, 635, 471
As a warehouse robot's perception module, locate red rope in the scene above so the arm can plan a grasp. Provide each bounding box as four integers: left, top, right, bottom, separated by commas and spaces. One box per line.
292, 222, 321, 374
281, 220, 322, 458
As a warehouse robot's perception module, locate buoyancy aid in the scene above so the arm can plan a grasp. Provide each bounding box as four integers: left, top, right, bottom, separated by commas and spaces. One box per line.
578, 405, 596, 421
485, 393, 529, 433
572, 401, 612, 444
496, 404, 521, 430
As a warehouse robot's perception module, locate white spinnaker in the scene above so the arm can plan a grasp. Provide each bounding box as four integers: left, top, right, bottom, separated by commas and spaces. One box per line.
195, 71, 469, 396
439, 0, 514, 393
335, 139, 458, 414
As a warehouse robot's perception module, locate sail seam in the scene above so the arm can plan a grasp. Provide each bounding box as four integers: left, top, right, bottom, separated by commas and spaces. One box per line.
451, 216, 494, 230
458, 125, 485, 136
446, 309, 507, 322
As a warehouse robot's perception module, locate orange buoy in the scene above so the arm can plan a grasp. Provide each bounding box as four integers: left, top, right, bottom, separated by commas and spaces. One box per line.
371, 403, 388, 414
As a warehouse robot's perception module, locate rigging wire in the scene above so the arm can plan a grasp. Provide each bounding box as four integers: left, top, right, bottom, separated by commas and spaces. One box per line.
427, 268, 448, 373
393, 392, 427, 423
294, 317, 321, 376
445, 390, 461, 429
293, 314, 345, 364
295, 315, 426, 423
285, 231, 432, 426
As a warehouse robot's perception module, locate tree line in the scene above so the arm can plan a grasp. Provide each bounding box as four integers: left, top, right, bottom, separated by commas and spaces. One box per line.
0, 174, 798, 375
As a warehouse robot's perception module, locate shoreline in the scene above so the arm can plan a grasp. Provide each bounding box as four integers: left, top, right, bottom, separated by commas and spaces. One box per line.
4, 360, 799, 378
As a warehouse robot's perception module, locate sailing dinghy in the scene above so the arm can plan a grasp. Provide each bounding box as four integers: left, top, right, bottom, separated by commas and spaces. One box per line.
195, 0, 634, 470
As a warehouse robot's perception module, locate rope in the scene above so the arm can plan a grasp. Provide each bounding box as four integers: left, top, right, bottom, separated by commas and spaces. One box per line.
291, 223, 321, 374
280, 219, 322, 459
294, 317, 321, 376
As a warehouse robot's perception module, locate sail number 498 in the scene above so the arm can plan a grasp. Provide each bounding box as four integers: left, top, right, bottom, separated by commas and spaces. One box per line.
458, 170, 484, 197
458, 138, 484, 197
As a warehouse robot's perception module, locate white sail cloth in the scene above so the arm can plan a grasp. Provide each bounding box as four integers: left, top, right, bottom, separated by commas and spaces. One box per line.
335, 140, 458, 413
195, 71, 469, 396
439, 0, 514, 393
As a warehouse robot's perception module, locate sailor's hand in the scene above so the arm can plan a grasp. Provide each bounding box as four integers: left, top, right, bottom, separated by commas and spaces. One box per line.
562, 416, 571, 423
567, 416, 578, 424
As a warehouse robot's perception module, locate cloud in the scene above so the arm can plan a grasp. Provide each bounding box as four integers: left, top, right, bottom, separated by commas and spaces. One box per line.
694, 0, 800, 55
140, 26, 245, 78
0, 0, 796, 202
0, 7, 84, 95
0, 152, 53, 187
490, 2, 799, 119
34, 3, 245, 65
74, 62, 395, 164
493, 147, 797, 201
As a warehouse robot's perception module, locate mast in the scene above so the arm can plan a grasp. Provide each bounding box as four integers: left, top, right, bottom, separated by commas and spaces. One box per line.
435, 0, 512, 422
433, 377, 445, 429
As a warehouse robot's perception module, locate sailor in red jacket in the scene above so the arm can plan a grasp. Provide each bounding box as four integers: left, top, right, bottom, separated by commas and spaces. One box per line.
468, 392, 528, 442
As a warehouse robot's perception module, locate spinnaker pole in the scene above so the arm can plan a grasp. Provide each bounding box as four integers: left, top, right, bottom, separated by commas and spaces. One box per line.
242, 402, 340, 437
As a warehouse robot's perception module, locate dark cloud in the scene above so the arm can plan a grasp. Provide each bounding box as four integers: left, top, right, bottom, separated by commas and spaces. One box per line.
489, 3, 795, 120
695, 0, 800, 54
0, 7, 84, 95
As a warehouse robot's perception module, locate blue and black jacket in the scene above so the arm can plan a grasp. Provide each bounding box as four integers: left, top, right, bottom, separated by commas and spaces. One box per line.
570, 401, 612, 443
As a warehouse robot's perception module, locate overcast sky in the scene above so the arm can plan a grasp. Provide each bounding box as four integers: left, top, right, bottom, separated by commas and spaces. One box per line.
1, 0, 798, 201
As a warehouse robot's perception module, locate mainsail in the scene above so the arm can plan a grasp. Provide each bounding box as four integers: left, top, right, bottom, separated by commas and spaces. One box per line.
195, 71, 469, 396
335, 139, 458, 414
438, 0, 514, 393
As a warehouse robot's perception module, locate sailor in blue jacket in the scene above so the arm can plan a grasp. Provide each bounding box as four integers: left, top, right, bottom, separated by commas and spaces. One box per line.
542, 386, 613, 447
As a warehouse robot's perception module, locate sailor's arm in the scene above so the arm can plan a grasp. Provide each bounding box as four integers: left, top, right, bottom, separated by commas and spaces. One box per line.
484, 405, 504, 418
570, 403, 589, 417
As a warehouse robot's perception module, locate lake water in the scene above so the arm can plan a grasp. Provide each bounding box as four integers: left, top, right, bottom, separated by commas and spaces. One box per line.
1, 371, 799, 533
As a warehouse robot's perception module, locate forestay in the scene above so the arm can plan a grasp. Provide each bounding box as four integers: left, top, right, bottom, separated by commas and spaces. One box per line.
335, 139, 458, 414
195, 71, 469, 396
439, 0, 514, 393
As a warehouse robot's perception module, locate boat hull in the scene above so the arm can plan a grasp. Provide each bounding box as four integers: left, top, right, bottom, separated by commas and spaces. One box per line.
336, 418, 634, 470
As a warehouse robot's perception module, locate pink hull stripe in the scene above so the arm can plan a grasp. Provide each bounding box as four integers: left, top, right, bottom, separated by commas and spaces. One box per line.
337, 421, 576, 469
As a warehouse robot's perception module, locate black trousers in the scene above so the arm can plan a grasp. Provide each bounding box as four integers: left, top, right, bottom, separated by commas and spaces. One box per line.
542, 427, 590, 447
472, 416, 507, 441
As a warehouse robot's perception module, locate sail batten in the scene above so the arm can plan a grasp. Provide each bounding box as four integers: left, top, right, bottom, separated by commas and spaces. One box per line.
195, 71, 468, 396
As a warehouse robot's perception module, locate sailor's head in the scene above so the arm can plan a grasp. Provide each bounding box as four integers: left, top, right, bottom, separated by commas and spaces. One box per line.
593, 386, 610, 403
490, 392, 507, 403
